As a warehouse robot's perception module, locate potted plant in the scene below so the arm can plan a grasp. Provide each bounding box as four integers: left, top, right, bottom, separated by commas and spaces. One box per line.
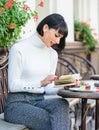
74, 20, 98, 54
0, 0, 44, 64
0, 0, 44, 50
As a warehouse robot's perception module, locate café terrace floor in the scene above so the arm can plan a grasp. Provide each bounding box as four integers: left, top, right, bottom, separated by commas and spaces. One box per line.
71, 115, 95, 130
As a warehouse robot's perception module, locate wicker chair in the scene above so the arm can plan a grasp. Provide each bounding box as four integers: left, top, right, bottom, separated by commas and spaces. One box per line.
59, 52, 96, 79
0, 48, 29, 130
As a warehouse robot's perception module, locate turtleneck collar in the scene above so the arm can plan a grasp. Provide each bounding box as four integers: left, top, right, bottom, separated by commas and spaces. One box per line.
31, 32, 46, 48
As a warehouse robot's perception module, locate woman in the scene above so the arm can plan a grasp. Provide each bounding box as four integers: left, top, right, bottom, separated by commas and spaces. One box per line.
4, 13, 71, 130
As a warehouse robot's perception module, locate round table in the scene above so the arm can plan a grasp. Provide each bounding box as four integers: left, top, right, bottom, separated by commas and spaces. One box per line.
58, 89, 99, 130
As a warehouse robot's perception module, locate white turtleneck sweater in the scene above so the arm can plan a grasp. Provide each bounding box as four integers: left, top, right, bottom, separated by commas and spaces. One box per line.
8, 33, 59, 94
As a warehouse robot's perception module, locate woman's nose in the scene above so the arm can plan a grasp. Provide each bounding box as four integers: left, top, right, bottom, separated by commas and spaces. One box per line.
56, 38, 60, 44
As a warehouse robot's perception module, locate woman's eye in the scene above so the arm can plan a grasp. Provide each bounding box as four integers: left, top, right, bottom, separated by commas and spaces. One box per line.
55, 34, 59, 37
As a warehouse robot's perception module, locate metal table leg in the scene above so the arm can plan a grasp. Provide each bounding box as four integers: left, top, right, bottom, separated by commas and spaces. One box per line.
79, 98, 87, 130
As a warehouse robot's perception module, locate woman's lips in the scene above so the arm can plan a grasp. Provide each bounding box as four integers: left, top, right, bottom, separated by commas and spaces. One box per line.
50, 41, 55, 46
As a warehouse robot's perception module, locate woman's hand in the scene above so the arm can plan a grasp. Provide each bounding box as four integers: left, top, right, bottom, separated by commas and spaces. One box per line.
41, 75, 59, 87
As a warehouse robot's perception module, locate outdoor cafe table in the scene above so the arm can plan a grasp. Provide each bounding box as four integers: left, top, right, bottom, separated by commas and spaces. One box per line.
58, 88, 99, 130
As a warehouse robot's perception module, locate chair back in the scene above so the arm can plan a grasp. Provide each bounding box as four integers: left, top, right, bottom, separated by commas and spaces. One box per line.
59, 52, 96, 79
56, 56, 78, 76
0, 47, 8, 114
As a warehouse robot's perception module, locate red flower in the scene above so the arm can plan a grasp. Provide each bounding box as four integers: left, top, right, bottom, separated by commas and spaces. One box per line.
80, 21, 84, 24
9, 23, 16, 29
33, 14, 38, 21
93, 33, 98, 36
39, 1, 44, 7
22, 4, 30, 11
85, 23, 90, 28
0, 8, 2, 14
80, 21, 90, 28
7, 0, 14, 3
4, 2, 12, 9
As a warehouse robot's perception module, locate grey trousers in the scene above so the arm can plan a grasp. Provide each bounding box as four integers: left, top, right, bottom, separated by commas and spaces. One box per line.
4, 92, 71, 130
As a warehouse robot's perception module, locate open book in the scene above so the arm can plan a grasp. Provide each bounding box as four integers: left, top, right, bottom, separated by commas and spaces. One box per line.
54, 74, 80, 88
55, 75, 75, 85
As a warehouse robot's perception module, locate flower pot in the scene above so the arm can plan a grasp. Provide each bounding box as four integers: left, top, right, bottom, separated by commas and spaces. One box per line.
74, 31, 82, 41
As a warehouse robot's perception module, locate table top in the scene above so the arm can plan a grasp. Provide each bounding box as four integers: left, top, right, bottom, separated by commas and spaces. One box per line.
58, 89, 99, 99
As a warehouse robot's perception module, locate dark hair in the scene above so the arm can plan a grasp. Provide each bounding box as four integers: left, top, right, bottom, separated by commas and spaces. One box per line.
36, 13, 68, 53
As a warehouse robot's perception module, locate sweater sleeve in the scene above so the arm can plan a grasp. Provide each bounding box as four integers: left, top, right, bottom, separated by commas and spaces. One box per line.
44, 49, 60, 95
8, 45, 44, 93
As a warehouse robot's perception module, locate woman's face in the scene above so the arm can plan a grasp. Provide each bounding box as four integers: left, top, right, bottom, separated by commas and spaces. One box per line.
41, 24, 63, 47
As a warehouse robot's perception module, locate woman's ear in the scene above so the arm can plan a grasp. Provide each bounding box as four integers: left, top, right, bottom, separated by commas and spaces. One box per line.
43, 24, 49, 33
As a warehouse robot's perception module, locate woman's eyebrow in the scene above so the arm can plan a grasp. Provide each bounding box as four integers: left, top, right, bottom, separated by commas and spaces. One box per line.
57, 33, 63, 38
55, 33, 62, 37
